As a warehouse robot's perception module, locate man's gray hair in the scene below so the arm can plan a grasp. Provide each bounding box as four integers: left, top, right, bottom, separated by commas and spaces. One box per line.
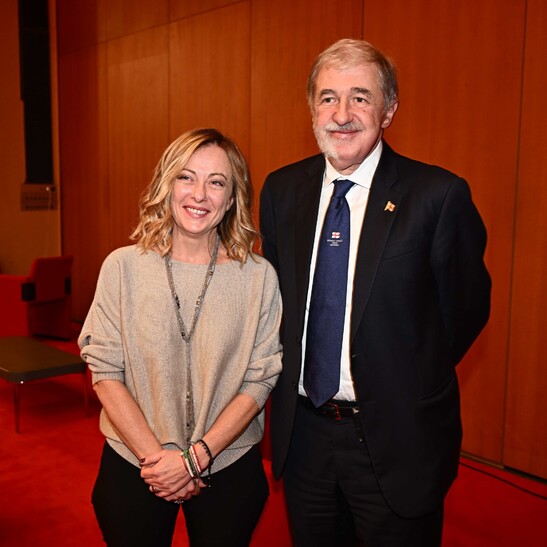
307, 38, 398, 112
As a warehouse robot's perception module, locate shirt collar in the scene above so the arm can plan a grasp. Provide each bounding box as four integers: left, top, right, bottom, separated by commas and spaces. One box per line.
323, 140, 383, 190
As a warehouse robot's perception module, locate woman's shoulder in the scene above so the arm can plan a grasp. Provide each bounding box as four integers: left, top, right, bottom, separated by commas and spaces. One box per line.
235, 253, 279, 284
101, 245, 161, 272
239, 253, 275, 271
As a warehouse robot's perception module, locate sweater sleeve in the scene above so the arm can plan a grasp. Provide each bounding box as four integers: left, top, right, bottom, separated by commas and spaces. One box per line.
238, 260, 283, 409
78, 251, 126, 384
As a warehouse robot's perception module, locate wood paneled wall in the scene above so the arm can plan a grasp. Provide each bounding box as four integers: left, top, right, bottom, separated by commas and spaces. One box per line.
504, 0, 547, 480
56, 0, 546, 479
106, 25, 170, 250
169, 2, 251, 153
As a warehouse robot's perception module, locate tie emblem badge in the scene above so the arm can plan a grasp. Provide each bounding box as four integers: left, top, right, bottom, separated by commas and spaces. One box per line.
327, 231, 345, 247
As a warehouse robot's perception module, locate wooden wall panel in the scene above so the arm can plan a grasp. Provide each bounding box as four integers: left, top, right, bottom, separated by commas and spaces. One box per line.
105, 0, 169, 40
58, 45, 109, 321
504, 0, 547, 480
56, 0, 106, 55
363, 0, 526, 464
250, 0, 363, 193
169, 0, 241, 21
169, 2, 251, 156
107, 27, 171, 252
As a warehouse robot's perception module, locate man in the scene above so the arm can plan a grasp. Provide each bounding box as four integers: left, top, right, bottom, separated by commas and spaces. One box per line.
260, 39, 491, 546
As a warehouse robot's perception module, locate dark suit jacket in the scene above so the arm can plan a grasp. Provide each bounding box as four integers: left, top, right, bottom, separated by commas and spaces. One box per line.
259, 142, 491, 518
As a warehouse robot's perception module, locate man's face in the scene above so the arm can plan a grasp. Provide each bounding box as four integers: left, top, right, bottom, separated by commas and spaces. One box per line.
312, 63, 398, 175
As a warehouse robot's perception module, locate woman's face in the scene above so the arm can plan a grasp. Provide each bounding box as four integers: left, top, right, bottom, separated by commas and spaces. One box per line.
171, 145, 234, 244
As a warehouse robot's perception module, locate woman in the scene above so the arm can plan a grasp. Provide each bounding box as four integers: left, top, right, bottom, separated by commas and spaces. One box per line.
79, 128, 282, 546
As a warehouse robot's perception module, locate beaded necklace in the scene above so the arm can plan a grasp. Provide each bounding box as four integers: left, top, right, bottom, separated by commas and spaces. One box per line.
164, 234, 220, 445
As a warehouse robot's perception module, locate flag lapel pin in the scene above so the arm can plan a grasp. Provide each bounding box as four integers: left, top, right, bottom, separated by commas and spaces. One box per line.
384, 201, 396, 212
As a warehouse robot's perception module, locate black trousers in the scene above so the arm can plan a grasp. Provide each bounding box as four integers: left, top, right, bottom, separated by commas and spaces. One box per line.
283, 398, 444, 547
92, 442, 268, 547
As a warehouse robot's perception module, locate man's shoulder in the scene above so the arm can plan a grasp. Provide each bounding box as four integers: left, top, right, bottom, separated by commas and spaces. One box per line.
384, 143, 463, 183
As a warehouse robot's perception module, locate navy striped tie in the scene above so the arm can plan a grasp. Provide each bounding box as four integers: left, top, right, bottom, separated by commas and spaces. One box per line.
304, 179, 354, 407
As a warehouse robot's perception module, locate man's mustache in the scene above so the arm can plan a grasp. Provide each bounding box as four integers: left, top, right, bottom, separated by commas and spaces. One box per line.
322, 122, 364, 132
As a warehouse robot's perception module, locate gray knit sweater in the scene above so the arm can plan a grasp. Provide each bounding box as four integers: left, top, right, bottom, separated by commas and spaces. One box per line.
79, 245, 282, 472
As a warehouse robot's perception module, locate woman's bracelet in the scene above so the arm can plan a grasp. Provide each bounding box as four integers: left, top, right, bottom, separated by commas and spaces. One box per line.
195, 439, 214, 467
179, 439, 215, 484
192, 439, 214, 479
179, 441, 213, 479
188, 444, 202, 476
179, 449, 199, 479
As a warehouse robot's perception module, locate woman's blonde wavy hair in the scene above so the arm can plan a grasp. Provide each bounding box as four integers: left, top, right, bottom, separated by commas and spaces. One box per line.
131, 128, 259, 264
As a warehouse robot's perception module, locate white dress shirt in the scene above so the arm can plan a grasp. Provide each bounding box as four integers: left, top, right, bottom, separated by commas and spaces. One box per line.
300, 140, 383, 401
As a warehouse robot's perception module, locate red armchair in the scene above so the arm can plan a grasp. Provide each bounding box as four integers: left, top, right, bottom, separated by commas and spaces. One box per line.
0, 256, 74, 339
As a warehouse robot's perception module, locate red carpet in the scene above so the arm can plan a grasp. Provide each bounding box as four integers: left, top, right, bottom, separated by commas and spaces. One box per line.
0, 338, 545, 546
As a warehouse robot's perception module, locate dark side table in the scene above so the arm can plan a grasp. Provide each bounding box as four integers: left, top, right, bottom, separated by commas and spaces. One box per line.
0, 336, 88, 433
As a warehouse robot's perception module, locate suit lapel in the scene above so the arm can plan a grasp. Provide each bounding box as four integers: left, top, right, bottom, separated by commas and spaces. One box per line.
351, 144, 402, 341
295, 156, 325, 321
